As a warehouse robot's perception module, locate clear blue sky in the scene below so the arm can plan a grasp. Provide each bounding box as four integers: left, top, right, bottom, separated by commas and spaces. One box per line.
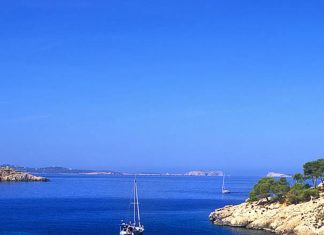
1, 0, 324, 175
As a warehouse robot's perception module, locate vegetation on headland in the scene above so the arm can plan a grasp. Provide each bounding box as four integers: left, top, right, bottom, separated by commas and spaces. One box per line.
249, 159, 323, 204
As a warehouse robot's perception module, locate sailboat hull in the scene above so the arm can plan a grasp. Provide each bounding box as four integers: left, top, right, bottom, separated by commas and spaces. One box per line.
120, 227, 144, 235
133, 231, 144, 235
120, 232, 143, 235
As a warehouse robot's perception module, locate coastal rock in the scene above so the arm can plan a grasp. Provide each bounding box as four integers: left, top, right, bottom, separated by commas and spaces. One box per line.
0, 167, 48, 182
209, 195, 324, 235
319, 183, 324, 190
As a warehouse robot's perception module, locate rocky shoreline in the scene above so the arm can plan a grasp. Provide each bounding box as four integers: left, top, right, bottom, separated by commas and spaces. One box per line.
0, 167, 48, 182
209, 195, 324, 235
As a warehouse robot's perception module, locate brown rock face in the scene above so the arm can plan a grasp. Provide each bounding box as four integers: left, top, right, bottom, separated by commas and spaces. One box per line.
209, 196, 324, 235
0, 167, 48, 182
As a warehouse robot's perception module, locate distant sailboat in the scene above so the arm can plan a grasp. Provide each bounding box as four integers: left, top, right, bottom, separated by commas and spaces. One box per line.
221, 173, 230, 194
120, 178, 144, 235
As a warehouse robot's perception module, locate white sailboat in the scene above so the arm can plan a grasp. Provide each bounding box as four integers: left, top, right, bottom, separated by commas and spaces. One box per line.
120, 178, 144, 235
221, 172, 230, 194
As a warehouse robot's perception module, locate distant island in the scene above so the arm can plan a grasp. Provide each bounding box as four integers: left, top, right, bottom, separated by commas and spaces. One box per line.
210, 159, 324, 235
0, 167, 48, 182
266, 172, 291, 178
0, 165, 224, 177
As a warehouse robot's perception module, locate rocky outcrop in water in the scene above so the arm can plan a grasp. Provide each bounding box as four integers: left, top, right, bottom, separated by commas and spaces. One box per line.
0, 167, 48, 182
209, 195, 324, 235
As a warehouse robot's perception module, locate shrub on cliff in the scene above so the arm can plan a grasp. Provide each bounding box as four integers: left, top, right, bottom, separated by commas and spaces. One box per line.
249, 177, 290, 202
286, 183, 319, 204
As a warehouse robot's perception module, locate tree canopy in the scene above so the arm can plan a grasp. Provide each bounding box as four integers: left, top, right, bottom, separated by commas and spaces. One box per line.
249, 159, 323, 204
303, 159, 324, 187
249, 177, 290, 202
292, 173, 304, 184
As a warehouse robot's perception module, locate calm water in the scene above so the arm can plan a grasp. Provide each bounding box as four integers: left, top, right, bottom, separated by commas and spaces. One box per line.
0, 175, 273, 235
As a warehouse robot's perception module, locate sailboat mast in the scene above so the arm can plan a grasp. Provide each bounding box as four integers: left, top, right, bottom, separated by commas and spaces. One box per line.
134, 177, 136, 225
222, 173, 225, 191
135, 180, 141, 226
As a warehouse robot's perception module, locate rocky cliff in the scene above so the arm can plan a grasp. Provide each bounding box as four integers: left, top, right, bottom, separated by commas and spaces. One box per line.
0, 167, 48, 182
209, 195, 324, 235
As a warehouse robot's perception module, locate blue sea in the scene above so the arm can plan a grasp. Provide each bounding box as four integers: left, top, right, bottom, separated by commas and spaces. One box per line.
0, 175, 273, 235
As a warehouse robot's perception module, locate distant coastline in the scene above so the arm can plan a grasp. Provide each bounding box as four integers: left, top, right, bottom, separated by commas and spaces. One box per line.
0, 165, 226, 177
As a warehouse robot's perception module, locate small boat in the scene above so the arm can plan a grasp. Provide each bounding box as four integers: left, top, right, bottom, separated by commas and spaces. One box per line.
120, 178, 144, 235
221, 172, 230, 194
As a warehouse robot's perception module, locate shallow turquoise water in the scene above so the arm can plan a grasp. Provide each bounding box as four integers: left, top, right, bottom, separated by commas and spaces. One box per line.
0, 175, 273, 235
